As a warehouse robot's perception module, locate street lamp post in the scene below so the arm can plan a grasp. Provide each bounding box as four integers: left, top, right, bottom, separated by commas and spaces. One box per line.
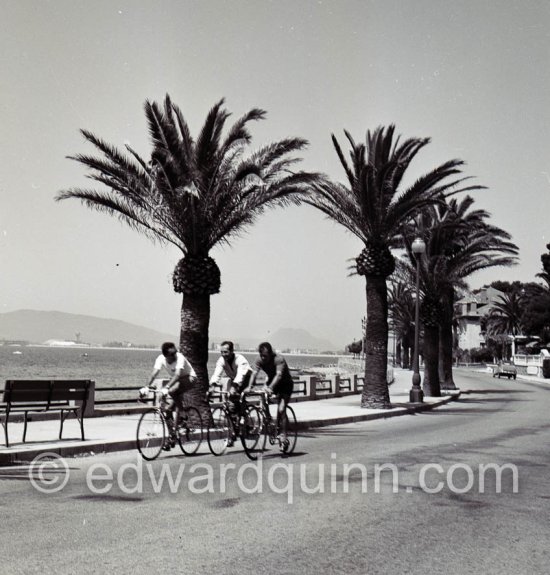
410, 237, 426, 403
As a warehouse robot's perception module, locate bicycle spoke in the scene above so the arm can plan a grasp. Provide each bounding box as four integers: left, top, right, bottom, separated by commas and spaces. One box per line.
136, 409, 166, 461
241, 405, 263, 460
207, 406, 231, 456
177, 406, 203, 456
281, 405, 298, 455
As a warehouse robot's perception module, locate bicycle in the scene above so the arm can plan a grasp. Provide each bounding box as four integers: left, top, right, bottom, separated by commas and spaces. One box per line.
244, 388, 298, 460
206, 384, 263, 460
136, 386, 203, 461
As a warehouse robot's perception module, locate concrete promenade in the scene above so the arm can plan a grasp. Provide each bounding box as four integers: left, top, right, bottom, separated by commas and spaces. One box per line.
3, 366, 548, 465
0, 368, 466, 464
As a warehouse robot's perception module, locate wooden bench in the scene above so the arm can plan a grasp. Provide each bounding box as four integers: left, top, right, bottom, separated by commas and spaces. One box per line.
1, 380, 92, 447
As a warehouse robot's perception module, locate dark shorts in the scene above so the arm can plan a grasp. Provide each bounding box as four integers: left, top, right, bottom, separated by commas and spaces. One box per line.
162, 374, 193, 411
272, 381, 293, 399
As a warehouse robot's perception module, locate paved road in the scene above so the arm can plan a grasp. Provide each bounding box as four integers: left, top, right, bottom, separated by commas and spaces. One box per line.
1, 370, 548, 574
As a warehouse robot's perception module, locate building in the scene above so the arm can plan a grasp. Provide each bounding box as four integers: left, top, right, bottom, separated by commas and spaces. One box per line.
455, 287, 505, 350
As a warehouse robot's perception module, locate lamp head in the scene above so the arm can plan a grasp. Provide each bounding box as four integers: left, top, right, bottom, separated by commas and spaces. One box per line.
412, 238, 426, 254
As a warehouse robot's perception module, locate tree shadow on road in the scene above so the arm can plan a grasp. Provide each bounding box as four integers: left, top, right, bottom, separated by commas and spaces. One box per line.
459, 388, 534, 395
300, 426, 376, 440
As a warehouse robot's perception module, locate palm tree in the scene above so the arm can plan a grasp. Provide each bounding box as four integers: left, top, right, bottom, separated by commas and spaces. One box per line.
388, 277, 416, 369
486, 291, 525, 358
401, 228, 448, 397
402, 197, 518, 393
536, 243, 550, 290
56, 95, 320, 408
436, 207, 518, 388
305, 125, 475, 408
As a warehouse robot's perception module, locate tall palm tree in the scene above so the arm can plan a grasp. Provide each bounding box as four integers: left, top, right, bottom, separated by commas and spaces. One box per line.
436, 211, 518, 389
486, 291, 525, 356
305, 125, 475, 408
388, 277, 416, 369
56, 95, 320, 408
401, 227, 449, 397
536, 243, 550, 290
402, 196, 518, 393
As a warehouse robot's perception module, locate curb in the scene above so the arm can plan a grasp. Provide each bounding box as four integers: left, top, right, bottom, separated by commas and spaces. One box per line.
0, 393, 460, 464
296, 393, 458, 429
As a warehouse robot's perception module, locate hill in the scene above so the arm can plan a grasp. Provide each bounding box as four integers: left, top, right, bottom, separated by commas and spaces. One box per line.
230, 327, 337, 352
0, 310, 177, 346
0, 310, 339, 351
268, 327, 337, 352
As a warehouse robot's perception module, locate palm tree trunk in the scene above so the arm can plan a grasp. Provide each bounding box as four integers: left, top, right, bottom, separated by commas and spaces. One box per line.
402, 326, 414, 369
438, 333, 445, 383
402, 343, 410, 369
180, 293, 211, 418
422, 324, 441, 397
439, 290, 457, 390
396, 342, 402, 367
362, 277, 391, 409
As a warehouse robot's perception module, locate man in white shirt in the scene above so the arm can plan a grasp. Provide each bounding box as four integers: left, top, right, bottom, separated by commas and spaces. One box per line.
147, 341, 197, 450
209, 341, 253, 445
209, 340, 252, 395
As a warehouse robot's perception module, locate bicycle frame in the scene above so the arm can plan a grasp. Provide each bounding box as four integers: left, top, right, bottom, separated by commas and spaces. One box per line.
206, 385, 262, 458
136, 386, 203, 460
243, 388, 297, 455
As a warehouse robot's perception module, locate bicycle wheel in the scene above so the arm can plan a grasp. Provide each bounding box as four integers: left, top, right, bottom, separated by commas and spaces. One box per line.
280, 405, 298, 455
207, 406, 231, 456
256, 405, 275, 455
136, 408, 166, 461
177, 406, 203, 456
241, 405, 263, 461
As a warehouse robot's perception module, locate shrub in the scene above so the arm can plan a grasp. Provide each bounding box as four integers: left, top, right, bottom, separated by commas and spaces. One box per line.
469, 347, 494, 363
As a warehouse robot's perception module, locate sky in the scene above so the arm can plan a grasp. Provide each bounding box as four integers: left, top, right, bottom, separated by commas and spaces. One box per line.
1, 0, 549, 348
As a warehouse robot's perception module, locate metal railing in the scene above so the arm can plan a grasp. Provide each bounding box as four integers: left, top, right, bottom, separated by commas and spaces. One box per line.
90, 370, 386, 413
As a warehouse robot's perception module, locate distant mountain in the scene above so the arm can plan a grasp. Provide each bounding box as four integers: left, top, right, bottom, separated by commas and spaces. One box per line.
0, 310, 177, 346
0, 310, 338, 352
227, 327, 337, 352
267, 328, 337, 352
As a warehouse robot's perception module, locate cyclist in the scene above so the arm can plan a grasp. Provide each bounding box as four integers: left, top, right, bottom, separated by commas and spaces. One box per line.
147, 342, 197, 451
247, 341, 294, 451
209, 340, 252, 445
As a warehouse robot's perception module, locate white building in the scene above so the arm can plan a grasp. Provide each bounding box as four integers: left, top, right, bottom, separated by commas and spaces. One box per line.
455, 287, 505, 350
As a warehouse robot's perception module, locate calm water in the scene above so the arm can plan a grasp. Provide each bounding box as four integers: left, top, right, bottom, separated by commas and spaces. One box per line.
0, 345, 339, 396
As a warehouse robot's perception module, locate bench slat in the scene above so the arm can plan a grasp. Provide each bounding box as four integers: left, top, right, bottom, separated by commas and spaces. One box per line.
5, 390, 51, 402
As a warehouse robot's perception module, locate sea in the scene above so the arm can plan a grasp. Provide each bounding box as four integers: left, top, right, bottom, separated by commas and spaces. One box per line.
0, 345, 341, 402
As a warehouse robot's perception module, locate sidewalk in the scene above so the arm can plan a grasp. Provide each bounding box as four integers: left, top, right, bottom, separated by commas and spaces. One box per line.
0, 369, 459, 464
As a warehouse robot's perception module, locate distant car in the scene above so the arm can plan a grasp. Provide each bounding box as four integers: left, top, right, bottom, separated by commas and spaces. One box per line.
492, 361, 517, 379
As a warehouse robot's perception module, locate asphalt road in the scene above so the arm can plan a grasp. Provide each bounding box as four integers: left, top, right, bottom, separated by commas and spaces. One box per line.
1, 370, 549, 575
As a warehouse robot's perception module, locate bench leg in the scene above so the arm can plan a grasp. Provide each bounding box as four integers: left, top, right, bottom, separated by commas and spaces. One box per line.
59, 410, 85, 441
59, 411, 66, 439
23, 412, 29, 443
2, 418, 9, 448
79, 410, 85, 441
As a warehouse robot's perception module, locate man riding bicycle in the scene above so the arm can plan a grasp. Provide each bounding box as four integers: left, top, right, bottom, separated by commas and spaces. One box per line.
246, 341, 294, 451
147, 342, 197, 451
209, 340, 252, 445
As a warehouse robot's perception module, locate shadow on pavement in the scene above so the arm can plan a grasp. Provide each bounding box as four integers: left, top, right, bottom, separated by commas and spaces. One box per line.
459, 388, 533, 395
